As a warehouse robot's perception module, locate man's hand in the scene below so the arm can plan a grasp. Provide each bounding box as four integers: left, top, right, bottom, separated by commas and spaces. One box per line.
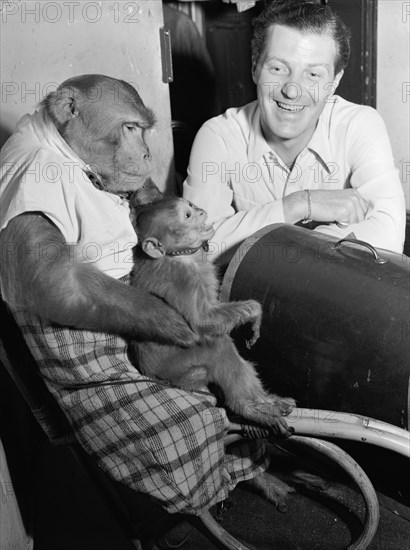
283, 189, 370, 225
310, 189, 370, 224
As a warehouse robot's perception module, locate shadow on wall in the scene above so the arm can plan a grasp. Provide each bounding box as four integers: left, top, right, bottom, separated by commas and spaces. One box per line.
0, 127, 12, 150
163, 3, 218, 185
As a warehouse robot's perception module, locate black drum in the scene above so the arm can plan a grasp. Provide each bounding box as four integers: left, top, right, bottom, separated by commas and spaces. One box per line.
221, 224, 410, 430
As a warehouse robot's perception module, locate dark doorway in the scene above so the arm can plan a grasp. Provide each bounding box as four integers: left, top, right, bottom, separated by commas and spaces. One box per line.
203, 0, 377, 111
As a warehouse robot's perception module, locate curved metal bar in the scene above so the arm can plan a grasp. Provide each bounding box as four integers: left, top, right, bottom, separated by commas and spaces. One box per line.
202, 434, 380, 550
199, 509, 254, 550
334, 238, 388, 264
227, 409, 410, 458
287, 436, 380, 550
287, 409, 410, 458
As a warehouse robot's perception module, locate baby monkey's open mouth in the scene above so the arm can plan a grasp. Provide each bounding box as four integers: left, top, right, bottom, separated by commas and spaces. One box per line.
199, 219, 215, 240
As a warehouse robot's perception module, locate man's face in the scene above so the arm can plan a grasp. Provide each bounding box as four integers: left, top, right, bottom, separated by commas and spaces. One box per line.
252, 24, 344, 148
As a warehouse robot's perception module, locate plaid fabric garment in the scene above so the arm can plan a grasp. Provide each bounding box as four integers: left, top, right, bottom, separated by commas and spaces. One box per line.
10, 305, 269, 515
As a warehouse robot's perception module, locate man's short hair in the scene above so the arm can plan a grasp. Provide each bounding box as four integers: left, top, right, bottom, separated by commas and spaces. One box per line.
251, 0, 351, 75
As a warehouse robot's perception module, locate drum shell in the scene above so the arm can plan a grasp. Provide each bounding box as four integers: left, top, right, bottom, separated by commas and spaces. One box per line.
221, 224, 410, 429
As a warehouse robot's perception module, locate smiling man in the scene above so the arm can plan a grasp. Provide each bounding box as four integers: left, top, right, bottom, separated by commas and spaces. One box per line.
183, 0, 406, 258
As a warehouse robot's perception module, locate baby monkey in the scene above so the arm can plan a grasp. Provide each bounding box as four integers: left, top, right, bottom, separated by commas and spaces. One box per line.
128, 182, 295, 436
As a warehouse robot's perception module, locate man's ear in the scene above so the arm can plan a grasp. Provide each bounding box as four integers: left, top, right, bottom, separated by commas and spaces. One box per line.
44, 86, 80, 125
142, 237, 165, 259
251, 58, 259, 85
333, 69, 344, 91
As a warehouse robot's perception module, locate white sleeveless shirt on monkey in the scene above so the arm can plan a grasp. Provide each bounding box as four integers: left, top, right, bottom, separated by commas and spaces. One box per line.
0, 107, 138, 280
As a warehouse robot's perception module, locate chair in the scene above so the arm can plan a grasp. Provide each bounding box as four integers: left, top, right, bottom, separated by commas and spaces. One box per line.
0, 297, 382, 550
0, 297, 147, 548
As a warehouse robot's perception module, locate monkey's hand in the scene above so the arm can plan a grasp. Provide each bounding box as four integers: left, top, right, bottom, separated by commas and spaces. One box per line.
238, 300, 262, 348
203, 299, 262, 341
245, 318, 261, 348
245, 397, 296, 437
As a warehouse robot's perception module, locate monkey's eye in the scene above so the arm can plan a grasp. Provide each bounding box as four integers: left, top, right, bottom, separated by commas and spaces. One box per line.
126, 125, 136, 131
185, 210, 192, 219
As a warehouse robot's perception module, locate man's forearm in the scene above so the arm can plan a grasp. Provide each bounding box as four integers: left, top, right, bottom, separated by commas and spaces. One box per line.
283, 189, 370, 226
206, 200, 287, 261
283, 191, 308, 223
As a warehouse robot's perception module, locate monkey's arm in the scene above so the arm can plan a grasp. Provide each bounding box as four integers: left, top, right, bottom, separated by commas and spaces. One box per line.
0, 214, 198, 346
200, 300, 262, 347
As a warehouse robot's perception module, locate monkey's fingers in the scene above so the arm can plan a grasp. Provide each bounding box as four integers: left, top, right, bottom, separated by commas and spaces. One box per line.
267, 412, 295, 437
244, 402, 294, 438
277, 397, 296, 416
270, 416, 294, 438
245, 319, 261, 348
245, 335, 258, 349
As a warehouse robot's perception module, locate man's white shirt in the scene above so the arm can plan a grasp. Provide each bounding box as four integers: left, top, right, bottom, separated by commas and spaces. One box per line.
184, 97, 406, 256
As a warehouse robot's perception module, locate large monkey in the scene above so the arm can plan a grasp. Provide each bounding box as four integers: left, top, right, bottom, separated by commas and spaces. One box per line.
128, 184, 295, 436
0, 75, 197, 346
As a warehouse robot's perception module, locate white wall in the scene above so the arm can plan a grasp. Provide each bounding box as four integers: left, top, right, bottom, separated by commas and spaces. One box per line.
0, 0, 174, 190
377, 0, 410, 210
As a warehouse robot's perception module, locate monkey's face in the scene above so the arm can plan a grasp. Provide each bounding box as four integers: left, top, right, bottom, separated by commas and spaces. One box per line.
138, 198, 215, 259
74, 89, 155, 193
166, 199, 215, 250
47, 75, 155, 194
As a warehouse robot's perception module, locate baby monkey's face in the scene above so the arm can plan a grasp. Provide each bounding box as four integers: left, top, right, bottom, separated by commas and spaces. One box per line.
168, 199, 215, 249
137, 197, 215, 259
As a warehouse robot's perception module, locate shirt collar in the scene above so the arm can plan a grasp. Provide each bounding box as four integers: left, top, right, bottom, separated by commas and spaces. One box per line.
249, 102, 333, 172
305, 102, 333, 172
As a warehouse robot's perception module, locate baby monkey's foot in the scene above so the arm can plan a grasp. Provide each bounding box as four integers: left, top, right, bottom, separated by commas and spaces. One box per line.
249, 471, 296, 512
